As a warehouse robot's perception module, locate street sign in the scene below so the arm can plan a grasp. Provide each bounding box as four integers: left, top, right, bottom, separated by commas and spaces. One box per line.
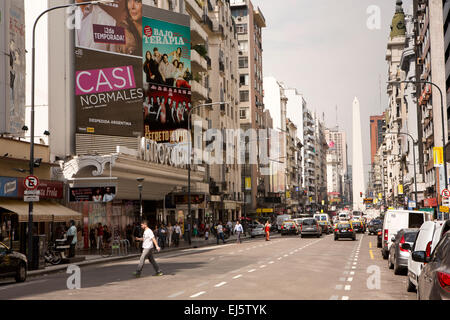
440, 206, 449, 213
442, 189, 450, 199
24, 195, 39, 202
24, 190, 40, 196
24, 176, 39, 190
434, 147, 444, 167
398, 184, 404, 195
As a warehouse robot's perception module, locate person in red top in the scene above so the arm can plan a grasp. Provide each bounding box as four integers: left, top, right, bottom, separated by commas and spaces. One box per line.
265, 221, 271, 241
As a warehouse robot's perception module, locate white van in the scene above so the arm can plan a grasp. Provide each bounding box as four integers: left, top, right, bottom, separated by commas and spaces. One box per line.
381, 210, 431, 260
406, 220, 450, 292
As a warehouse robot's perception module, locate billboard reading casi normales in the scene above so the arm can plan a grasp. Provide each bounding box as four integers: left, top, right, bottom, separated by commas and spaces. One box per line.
142, 15, 191, 143
74, 0, 143, 137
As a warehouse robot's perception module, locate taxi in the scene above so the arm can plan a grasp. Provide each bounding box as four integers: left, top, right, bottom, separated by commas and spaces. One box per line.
334, 221, 356, 241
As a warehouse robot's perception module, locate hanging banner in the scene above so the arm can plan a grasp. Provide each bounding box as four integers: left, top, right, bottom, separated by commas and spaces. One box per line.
245, 177, 251, 191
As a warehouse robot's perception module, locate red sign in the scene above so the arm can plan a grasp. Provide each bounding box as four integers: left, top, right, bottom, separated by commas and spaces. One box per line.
18, 178, 63, 199
144, 25, 152, 37
442, 189, 450, 199
424, 198, 438, 207
24, 176, 39, 190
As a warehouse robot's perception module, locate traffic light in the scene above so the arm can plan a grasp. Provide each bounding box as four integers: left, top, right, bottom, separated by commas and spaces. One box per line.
360, 192, 363, 198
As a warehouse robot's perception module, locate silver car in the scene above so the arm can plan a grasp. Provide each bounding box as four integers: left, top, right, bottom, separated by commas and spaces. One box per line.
251, 224, 266, 238
388, 228, 419, 275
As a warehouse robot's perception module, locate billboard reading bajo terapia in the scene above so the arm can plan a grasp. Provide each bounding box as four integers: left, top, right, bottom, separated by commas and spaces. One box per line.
74, 1, 191, 142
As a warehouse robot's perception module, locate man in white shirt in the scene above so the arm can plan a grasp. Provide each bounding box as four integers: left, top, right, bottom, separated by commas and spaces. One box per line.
216, 222, 225, 245
133, 220, 163, 277
234, 221, 244, 244
75, 1, 116, 52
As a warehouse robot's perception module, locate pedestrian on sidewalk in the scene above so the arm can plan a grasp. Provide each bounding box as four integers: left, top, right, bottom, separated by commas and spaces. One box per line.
160, 224, 167, 250
133, 220, 163, 278
168, 223, 173, 247
96, 223, 104, 250
89, 226, 96, 249
216, 222, 225, 245
234, 220, 243, 244
205, 228, 209, 240
67, 220, 77, 258
174, 223, 181, 247
265, 220, 271, 241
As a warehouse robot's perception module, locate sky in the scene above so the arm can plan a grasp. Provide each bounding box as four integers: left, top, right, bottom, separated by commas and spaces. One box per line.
257, 0, 413, 179
24, 0, 413, 181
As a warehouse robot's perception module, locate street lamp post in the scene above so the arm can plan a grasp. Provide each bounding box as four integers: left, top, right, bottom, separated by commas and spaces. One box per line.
28, 0, 114, 268
389, 80, 448, 195
137, 178, 144, 222
383, 132, 418, 207
187, 101, 229, 245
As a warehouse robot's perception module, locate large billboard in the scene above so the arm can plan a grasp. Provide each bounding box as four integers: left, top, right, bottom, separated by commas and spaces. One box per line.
0, 0, 25, 137
74, 0, 143, 137
142, 15, 191, 143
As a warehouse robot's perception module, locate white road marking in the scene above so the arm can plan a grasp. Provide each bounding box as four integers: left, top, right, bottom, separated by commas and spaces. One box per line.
260, 265, 266, 268
345, 285, 351, 291
342, 296, 349, 300
269, 261, 274, 264
215, 282, 227, 288
347, 277, 353, 282
190, 291, 206, 298
278, 257, 282, 260
353, 262, 357, 265
284, 254, 288, 257
352, 266, 356, 269
350, 271, 355, 275
248, 269, 256, 273
233, 275, 243, 279
168, 291, 185, 298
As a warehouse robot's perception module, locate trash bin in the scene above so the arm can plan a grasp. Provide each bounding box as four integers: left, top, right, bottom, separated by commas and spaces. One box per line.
31, 235, 47, 270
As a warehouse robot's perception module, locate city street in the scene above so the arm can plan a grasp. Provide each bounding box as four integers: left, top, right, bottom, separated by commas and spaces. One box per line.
0, 233, 415, 300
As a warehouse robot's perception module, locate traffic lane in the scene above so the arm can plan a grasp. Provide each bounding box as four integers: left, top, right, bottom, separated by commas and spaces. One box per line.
190, 234, 359, 300
2, 235, 294, 300
337, 233, 415, 300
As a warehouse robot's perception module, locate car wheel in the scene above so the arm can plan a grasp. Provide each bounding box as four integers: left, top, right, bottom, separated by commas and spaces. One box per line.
15, 262, 27, 283
301, 235, 304, 238
382, 249, 388, 260
388, 254, 394, 269
377, 242, 382, 248
393, 259, 402, 275
406, 277, 416, 293
334, 237, 338, 241
352, 237, 356, 241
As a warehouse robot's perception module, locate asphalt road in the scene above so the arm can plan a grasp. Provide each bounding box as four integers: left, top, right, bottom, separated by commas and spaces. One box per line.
0, 232, 416, 300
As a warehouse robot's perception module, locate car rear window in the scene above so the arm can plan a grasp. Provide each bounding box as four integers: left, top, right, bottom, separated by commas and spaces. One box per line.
339, 224, 351, 229
303, 219, 316, 225
404, 232, 418, 243
409, 213, 424, 228
320, 216, 327, 221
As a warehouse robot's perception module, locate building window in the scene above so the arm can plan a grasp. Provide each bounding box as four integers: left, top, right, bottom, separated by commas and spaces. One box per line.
239, 57, 248, 68
240, 74, 249, 86
240, 109, 247, 119
236, 23, 248, 34
240, 90, 249, 102
238, 40, 248, 52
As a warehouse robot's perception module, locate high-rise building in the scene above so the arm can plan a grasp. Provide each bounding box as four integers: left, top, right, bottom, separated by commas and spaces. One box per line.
352, 97, 365, 211
370, 114, 386, 166
231, 0, 266, 212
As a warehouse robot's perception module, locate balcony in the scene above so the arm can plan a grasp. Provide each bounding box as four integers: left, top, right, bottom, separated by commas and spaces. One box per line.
191, 80, 208, 101
191, 49, 208, 72
191, 18, 208, 44
185, 0, 204, 21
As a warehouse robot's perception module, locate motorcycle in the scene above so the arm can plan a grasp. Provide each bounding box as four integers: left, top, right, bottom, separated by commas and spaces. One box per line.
44, 242, 62, 265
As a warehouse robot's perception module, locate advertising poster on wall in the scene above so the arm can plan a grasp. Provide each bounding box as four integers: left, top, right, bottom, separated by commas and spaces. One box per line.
1, 0, 25, 138
69, 186, 117, 202
74, 0, 143, 137
142, 16, 191, 143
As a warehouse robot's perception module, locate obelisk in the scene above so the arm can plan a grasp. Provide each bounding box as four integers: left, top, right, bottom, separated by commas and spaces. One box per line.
352, 97, 365, 211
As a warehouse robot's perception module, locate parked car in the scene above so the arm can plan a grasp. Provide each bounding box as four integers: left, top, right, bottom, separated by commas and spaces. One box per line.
377, 229, 383, 248
381, 210, 431, 260
334, 222, 356, 241
250, 224, 266, 238
300, 218, 322, 238
281, 220, 299, 236
407, 220, 450, 292
413, 230, 450, 300
0, 241, 27, 283
388, 229, 419, 275
368, 219, 383, 235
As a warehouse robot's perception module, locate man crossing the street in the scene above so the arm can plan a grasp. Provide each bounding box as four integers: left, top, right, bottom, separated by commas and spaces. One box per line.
133, 220, 163, 277
216, 222, 225, 245
234, 220, 243, 244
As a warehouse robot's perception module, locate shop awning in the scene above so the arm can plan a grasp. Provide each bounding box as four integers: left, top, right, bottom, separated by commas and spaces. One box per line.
0, 199, 82, 223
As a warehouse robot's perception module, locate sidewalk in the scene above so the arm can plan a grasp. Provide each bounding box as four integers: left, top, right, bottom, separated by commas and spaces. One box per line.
28, 232, 258, 277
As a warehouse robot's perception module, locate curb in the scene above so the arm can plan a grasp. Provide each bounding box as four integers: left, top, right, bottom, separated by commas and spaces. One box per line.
28, 234, 266, 278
